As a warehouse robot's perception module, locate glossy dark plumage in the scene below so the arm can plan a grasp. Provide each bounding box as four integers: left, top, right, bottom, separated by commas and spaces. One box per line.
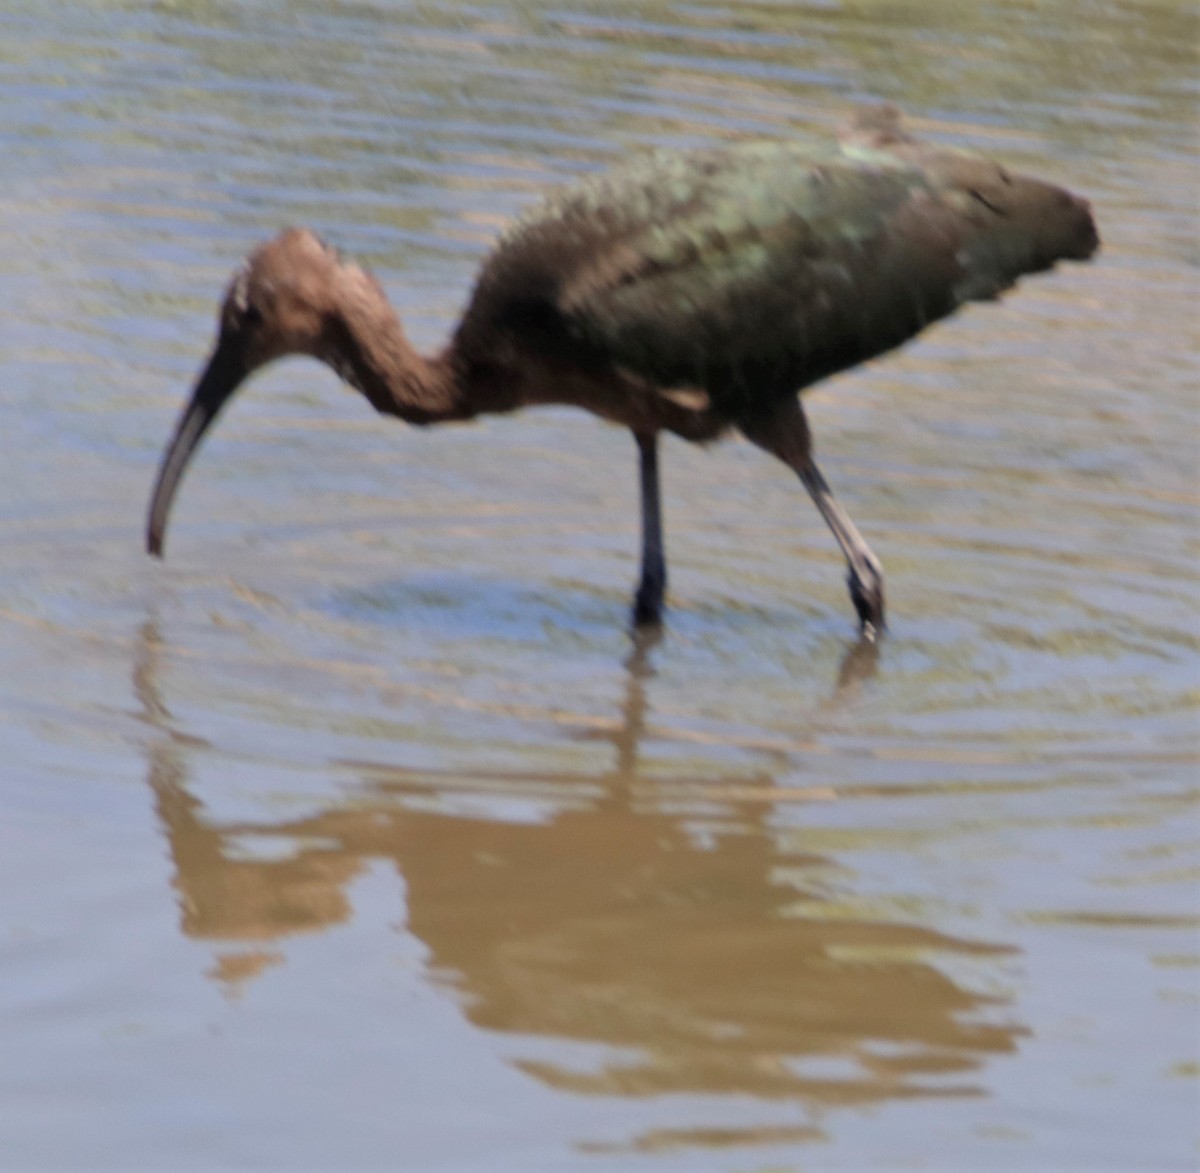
146, 106, 1099, 635
459, 107, 1096, 419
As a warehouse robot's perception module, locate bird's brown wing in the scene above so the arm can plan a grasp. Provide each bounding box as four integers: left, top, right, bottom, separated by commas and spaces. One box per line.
462, 129, 1096, 416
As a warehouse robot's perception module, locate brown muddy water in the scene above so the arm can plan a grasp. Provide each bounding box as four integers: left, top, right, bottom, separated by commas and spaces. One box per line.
0, 2, 1196, 1169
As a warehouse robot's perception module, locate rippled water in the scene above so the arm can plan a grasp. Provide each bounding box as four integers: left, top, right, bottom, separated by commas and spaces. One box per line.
1, 2, 1196, 1169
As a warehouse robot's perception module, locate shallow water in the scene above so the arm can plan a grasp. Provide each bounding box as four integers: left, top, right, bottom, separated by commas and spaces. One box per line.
1, 1, 1197, 1169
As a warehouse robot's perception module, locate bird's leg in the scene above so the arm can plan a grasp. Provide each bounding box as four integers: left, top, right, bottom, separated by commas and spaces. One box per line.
632, 431, 666, 627
740, 399, 885, 638
798, 461, 885, 639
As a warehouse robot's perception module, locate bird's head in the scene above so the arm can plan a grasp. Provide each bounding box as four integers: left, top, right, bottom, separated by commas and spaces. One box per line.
218, 228, 342, 368
146, 229, 346, 557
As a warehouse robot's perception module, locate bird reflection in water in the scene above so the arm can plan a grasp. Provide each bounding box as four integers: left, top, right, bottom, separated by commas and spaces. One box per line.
132, 618, 1023, 1143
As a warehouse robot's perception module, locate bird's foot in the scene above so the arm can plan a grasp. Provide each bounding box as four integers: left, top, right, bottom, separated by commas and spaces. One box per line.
631, 592, 664, 629
847, 557, 885, 642
631, 566, 666, 629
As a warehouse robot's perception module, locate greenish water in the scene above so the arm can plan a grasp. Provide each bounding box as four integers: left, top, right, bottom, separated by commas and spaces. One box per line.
0, 2, 1196, 1169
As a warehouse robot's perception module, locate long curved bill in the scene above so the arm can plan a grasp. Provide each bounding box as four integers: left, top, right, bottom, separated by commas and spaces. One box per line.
146, 335, 249, 557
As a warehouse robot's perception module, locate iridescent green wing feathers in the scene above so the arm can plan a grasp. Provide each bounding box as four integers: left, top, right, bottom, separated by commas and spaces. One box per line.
461, 111, 1097, 414
547, 142, 955, 405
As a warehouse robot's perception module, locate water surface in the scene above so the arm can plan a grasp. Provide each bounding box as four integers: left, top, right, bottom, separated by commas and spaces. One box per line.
0, 2, 1196, 1169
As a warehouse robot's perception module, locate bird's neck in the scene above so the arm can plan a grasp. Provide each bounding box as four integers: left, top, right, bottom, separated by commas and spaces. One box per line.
324, 268, 471, 425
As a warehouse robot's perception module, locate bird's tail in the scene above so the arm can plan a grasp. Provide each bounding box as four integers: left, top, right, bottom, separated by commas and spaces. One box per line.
841, 105, 1100, 302
951, 167, 1099, 303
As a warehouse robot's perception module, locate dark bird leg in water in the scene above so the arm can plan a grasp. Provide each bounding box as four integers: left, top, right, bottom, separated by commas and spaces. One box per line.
741, 398, 885, 639
632, 432, 667, 627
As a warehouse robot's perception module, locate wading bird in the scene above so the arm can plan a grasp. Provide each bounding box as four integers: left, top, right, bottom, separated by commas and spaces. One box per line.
146, 106, 1097, 636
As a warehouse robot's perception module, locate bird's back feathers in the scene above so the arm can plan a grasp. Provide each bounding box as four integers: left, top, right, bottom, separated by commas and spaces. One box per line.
457, 108, 1097, 422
